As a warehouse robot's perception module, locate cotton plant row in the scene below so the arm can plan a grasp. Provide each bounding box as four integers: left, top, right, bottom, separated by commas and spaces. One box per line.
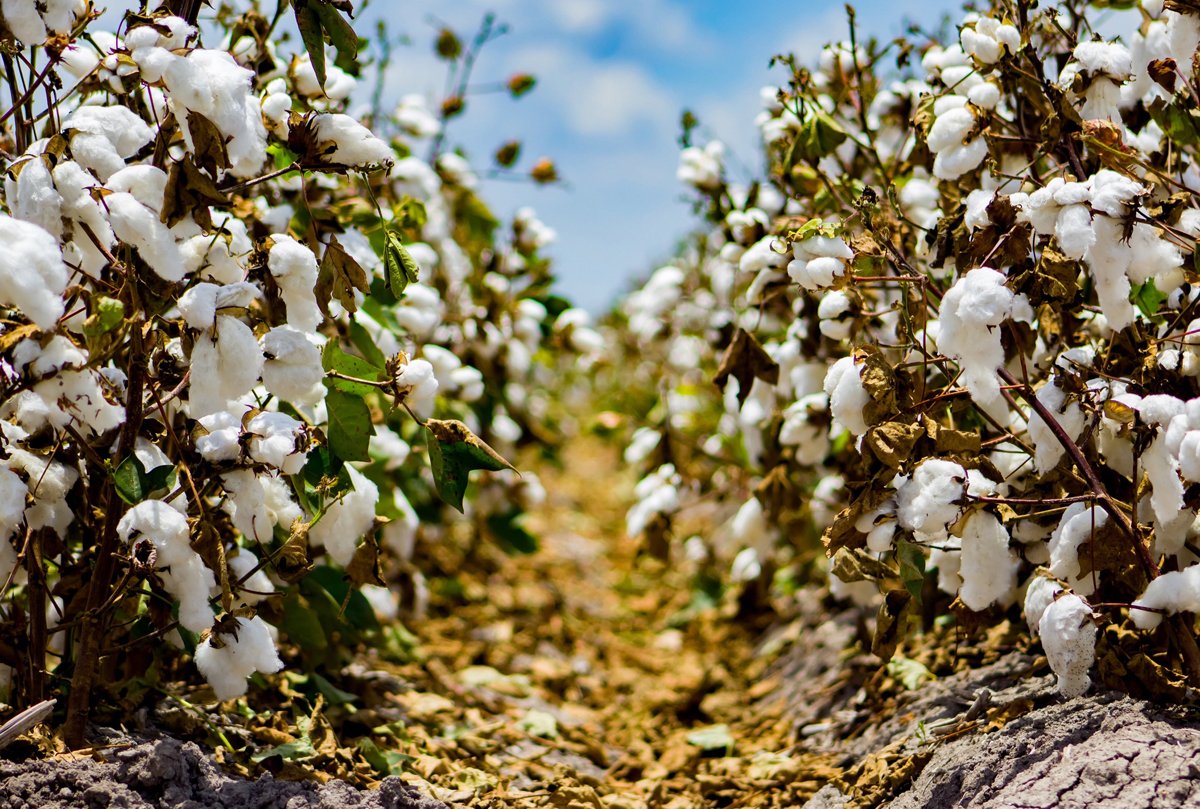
615, 0, 1200, 699
0, 0, 592, 743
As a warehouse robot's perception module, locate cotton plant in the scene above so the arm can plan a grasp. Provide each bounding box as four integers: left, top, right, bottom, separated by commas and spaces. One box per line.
610, 0, 1200, 700
0, 2, 587, 740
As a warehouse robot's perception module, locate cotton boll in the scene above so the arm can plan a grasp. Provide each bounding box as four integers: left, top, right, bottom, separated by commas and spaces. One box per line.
823, 356, 870, 436
626, 464, 680, 538
624, 428, 661, 465
188, 316, 265, 418
677, 141, 724, 190
779, 393, 830, 465
106, 192, 186, 281
1039, 594, 1097, 698
267, 235, 323, 333
178, 281, 259, 331
105, 165, 169, 213
1, 0, 48, 44
896, 459, 972, 544
0, 466, 28, 543
1027, 379, 1088, 474
117, 500, 215, 632
817, 291, 854, 339
0, 214, 68, 329
63, 106, 155, 181
223, 469, 272, 543
730, 496, 774, 560
245, 411, 309, 474
195, 410, 243, 463
1047, 503, 1107, 596
382, 487, 420, 561
927, 100, 987, 180
194, 615, 283, 701
263, 473, 304, 530
228, 549, 274, 606
260, 327, 325, 406
938, 267, 1027, 421
394, 357, 438, 418
958, 511, 1019, 610
1024, 573, 1061, 635
312, 113, 394, 168
788, 233, 853, 291
6, 155, 63, 239
309, 466, 378, 566
1130, 566, 1200, 629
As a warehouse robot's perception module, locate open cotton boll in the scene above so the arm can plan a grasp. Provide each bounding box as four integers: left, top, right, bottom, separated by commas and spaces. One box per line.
6, 448, 78, 535
105, 192, 185, 282
960, 17, 1020, 65
896, 458, 973, 544
262, 473, 304, 530
63, 105, 155, 181
52, 160, 116, 279
194, 615, 283, 701
677, 141, 724, 190
228, 549, 274, 606
312, 113, 395, 168
730, 497, 773, 559
0, 214, 68, 329
1047, 503, 1107, 596
788, 233, 853, 290
1027, 379, 1088, 474
245, 411, 309, 474
260, 327, 325, 406
817, 290, 854, 339
223, 469, 272, 543
626, 464, 681, 538
780, 393, 830, 465
1039, 594, 1097, 698
1024, 574, 1061, 635
369, 425, 411, 471
0, 465, 28, 545
178, 281, 259, 331
927, 97, 988, 180
310, 466, 378, 566
117, 500, 215, 632
195, 410, 243, 463
6, 155, 63, 240
188, 316, 264, 418
958, 510, 1019, 610
161, 48, 268, 178
823, 355, 870, 436
5, 335, 124, 436
267, 235, 323, 333
394, 357, 439, 419
1130, 566, 1200, 629
939, 267, 1029, 422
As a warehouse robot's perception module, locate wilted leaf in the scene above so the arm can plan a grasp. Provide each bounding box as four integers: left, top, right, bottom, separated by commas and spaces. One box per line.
872, 588, 912, 661
185, 110, 230, 176
161, 158, 229, 229
830, 547, 895, 583
426, 418, 515, 512
275, 520, 315, 584
713, 328, 780, 407
345, 531, 385, 586
316, 235, 369, 316
864, 421, 923, 470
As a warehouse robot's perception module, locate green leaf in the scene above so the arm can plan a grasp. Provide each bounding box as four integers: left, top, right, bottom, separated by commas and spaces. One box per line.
887, 655, 935, 690
358, 738, 413, 776
252, 716, 317, 762
82, 296, 125, 338
348, 319, 388, 369
294, 2, 327, 89
425, 419, 515, 513
113, 455, 148, 505
1133, 279, 1167, 323
787, 107, 847, 167
308, 566, 381, 632
314, 0, 360, 75
384, 229, 421, 298
279, 591, 328, 654
325, 388, 374, 463
310, 671, 358, 705
686, 724, 734, 754
322, 341, 383, 396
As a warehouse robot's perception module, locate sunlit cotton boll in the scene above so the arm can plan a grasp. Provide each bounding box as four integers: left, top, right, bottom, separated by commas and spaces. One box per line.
788, 233, 853, 291
677, 141, 724, 190
395, 357, 439, 418
188, 316, 264, 418
267, 235, 323, 333
1039, 594, 1097, 698
194, 615, 283, 701
260, 327, 325, 406
927, 96, 987, 180
313, 113, 395, 169
309, 466, 378, 566
117, 500, 215, 632
823, 356, 870, 436
0, 214, 69, 329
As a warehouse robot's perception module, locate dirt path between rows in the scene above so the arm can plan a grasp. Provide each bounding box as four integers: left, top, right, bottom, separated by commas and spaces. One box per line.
3, 438, 1199, 808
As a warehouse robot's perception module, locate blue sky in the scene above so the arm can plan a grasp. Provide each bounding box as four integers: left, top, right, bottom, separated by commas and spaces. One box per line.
366, 0, 967, 311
